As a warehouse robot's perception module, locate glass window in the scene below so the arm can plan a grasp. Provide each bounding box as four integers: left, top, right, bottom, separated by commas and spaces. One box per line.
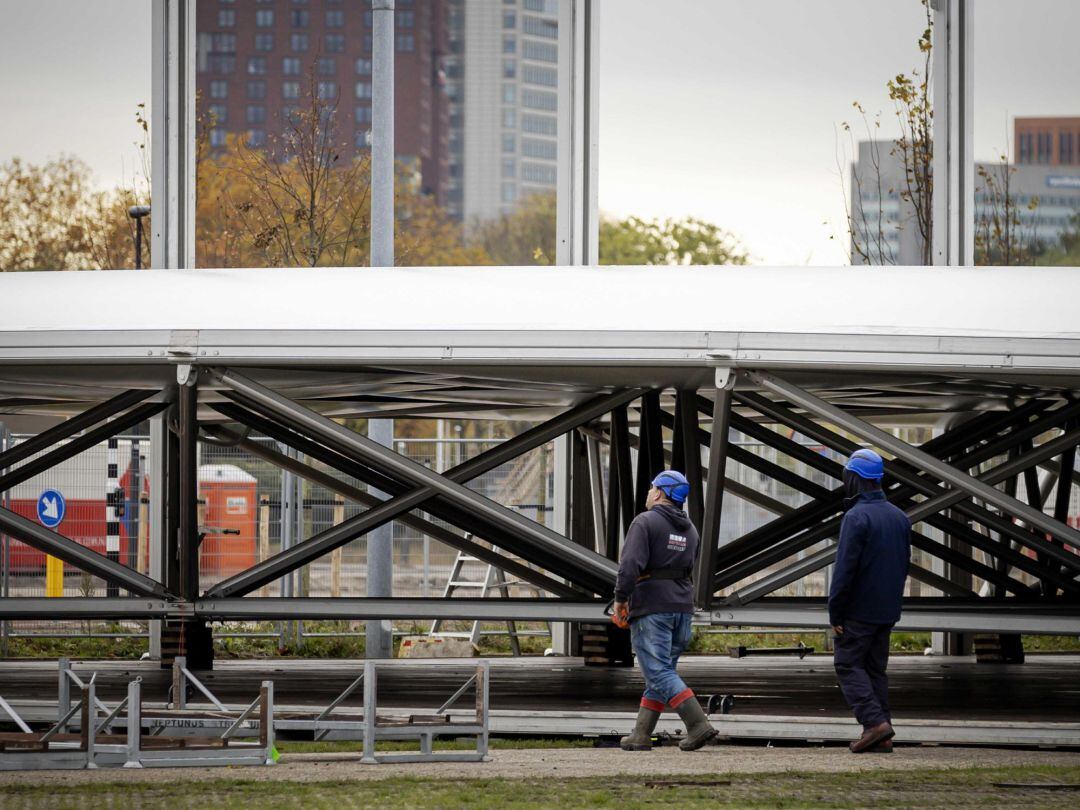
503, 36, 516, 54
218, 9, 236, 27
247, 57, 267, 75
291, 10, 309, 27
521, 88, 557, 112
522, 114, 556, 136
522, 40, 557, 63
398, 11, 415, 28
502, 108, 516, 128
210, 129, 227, 148
396, 34, 415, 52
209, 104, 228, 125
317, 81, 338, 101
255, 9, 274, 27
282, 81, 300, 100
502, 133, 517, 153
254, 33, 274, 52
326, 10, 344, 28
355, 129, 371, 149
502, 157, 516, 178
975, 0, 1080, 266
601, 1, 927, 267
522, 64, 557, 87
246, 129, 266, 147
282, 56, 301, 75
209, 80, 229, 99
355, 105, 372, 124
317, 57, 337, 76
502, 182, 517, 203
522, 138, 557, 160
355, 82, 372, 100
504, 11, 517, 29
325, 34, 345, 53
522, 15, 557, 39
355, 58, 372, 75
502, 58, 516, 78
246, 105, 267, 125
246, 80, 266, 100
502, 84, 516, 104
290, 33, 308, 52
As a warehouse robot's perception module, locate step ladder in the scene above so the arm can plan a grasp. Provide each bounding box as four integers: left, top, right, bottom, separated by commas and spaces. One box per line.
430, 547, 551, 656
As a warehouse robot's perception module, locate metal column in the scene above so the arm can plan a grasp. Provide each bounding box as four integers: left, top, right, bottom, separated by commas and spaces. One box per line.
368, 0, 396, 660
695, 370, 734, 610
150, 0, 196, 269
931, 0, 975, 266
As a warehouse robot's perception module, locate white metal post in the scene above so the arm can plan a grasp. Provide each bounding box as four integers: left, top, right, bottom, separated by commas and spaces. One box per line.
556, 0, 600, 266
368, 0, 397, 660
931, 0, 975, 267
150, 0, 197, 269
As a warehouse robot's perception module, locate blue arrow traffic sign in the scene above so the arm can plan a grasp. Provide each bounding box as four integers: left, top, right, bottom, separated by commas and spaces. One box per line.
37, 489, 66, 529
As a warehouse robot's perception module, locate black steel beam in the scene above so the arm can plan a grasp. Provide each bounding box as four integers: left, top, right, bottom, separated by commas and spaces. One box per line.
202, 425, 581, 599
0, 401, 167, 493
196, 598, 611, 623
610, 404, 635, 534
0, 389, 154, 471
726, 388, 1080, 578
713, 425, 1080, 596
695, 386, 732, 610
676, 390, 705, 530
209, 401, 592, 589
0, 506, 169, 598
752, 371, 1080, 549
634, 391, 664, 513
177, 381, 199, 601
207, 371, 627, 597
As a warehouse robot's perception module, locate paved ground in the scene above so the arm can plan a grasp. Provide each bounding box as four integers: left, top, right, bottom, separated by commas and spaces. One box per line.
4, 654, 1079, 721
1, 744, 1079, 787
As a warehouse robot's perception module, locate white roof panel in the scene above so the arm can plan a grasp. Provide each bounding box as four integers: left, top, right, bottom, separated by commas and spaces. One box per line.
1, 264, 1077, 338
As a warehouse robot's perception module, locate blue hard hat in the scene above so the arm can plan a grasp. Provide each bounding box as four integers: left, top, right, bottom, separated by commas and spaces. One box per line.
652, 470, 690, 504
845, 448, 884, 480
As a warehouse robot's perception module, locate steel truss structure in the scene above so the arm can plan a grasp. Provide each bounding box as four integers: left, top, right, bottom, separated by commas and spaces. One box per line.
1, 1, 1077, 655
1, 282, 1079, 645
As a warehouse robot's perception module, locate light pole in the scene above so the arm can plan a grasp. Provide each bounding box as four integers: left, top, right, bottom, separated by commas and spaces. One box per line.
128, 205, 151, 269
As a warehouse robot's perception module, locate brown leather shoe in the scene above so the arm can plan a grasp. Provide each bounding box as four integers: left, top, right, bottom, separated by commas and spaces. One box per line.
867, 738, 894, 754
849, 721, 894, 753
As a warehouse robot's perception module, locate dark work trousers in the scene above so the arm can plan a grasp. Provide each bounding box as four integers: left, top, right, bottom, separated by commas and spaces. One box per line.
833, 619, 893, 728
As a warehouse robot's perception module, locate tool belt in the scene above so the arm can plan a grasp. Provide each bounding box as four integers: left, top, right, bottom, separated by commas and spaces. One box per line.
636, 566, 693, 582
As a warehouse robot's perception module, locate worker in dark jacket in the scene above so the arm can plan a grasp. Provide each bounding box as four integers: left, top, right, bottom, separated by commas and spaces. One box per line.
829, 448, 911, 754
613, 470, 717, 752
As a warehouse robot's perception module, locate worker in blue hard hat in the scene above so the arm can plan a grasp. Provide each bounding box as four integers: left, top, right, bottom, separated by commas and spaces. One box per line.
829, 448, 911, 754
613, 470, 717, 753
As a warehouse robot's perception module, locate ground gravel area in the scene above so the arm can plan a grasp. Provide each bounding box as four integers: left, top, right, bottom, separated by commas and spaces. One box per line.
1, 744, 1078, 787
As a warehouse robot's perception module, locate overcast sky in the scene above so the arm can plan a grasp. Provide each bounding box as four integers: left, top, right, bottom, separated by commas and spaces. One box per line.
1, 0, 1077, 265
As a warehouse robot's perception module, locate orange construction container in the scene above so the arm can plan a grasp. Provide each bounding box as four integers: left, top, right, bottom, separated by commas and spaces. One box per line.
198, 464, 258, 577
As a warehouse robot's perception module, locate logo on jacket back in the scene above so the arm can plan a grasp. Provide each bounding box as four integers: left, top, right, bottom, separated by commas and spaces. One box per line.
667, 533, 687, 552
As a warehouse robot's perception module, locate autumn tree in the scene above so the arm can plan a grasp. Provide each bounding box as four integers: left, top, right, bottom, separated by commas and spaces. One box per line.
472, 192, 747, 266
196, 79, 488, 268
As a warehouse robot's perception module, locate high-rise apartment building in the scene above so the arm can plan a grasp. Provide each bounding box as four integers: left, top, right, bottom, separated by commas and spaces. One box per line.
446, 0, 560, 223
196, 0, 450, 205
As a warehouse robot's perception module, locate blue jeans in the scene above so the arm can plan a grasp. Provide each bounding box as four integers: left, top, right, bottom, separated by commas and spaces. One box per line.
631, 612, 694, 706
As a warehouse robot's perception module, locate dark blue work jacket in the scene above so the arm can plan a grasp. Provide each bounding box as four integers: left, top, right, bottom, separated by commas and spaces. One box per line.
828, 490, 911, 627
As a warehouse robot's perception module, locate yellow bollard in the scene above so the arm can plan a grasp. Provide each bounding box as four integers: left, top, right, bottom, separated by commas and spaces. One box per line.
46, 555, 63, 597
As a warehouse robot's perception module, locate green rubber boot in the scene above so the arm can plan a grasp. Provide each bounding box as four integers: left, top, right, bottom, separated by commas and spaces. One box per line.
620, 705, 661, 751
676, 696, 718, 751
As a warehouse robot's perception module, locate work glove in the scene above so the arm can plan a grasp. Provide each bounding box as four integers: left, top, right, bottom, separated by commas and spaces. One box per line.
611, 601, 630, 630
